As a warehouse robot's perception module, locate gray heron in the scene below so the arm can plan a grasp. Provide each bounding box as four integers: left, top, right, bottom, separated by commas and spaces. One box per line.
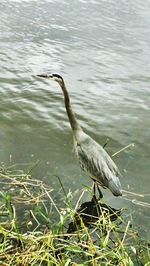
37, 73, 122, 198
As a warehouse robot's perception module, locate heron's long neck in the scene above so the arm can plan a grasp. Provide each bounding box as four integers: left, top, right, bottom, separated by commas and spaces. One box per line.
60, 81, 81, 132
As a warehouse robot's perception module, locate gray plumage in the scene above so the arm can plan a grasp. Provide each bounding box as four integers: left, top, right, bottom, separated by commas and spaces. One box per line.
37, 73, 122, 197
74, 129, 122, 196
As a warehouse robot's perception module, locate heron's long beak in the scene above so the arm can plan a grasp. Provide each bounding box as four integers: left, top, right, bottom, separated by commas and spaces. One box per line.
37, 74, 50, 78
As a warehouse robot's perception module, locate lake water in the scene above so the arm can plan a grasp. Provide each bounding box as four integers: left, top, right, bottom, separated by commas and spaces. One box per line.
0, 0, 150, 238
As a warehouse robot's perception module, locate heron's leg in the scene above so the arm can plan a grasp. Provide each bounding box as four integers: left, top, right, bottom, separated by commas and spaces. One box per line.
92, 182, 99, 198
91, 181, 103, 199
91, 183, 98, 204
97, 185, 103, 199
92, 182, 96, 195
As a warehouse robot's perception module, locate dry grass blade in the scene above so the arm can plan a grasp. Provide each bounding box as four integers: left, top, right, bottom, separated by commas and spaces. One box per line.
112, 143, 135, 157
122, 189, 145, 197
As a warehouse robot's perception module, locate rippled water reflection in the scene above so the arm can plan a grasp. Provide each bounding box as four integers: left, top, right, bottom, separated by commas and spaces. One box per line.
0, 0, 150, 237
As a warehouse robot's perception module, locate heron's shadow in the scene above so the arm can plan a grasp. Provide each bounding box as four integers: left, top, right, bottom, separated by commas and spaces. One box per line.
67, 194, 122, 233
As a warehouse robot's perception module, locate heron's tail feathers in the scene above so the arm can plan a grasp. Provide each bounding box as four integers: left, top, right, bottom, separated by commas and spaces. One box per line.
108, 178, 122, 197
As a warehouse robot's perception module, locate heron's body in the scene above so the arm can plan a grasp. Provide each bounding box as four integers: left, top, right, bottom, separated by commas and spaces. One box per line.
73, 128, 122, 196
37, 73, 122, 197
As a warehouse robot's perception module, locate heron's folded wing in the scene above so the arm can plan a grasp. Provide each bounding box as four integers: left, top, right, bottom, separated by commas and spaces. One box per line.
75, 136, 120, 187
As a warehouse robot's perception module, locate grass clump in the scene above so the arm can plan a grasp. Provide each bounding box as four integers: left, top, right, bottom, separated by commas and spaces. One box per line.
0, 164, 150, 266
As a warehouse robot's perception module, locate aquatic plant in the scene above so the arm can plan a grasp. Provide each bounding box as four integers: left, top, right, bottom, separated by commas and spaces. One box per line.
0, 164, 149, 265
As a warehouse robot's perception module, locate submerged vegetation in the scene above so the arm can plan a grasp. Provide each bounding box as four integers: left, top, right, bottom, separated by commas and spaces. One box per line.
0, 164, 150, 265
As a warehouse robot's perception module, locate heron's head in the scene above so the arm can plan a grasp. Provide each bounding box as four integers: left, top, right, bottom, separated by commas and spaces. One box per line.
37, 73, 64, 86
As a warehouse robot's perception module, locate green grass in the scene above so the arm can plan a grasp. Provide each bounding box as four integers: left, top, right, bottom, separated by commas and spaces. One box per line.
0, 164, 150, 266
